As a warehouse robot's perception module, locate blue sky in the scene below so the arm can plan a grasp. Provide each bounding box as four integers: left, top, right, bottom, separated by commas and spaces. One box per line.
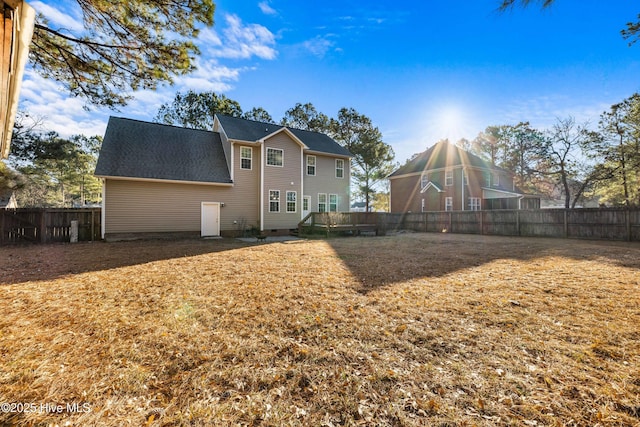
18, 0, 640, 163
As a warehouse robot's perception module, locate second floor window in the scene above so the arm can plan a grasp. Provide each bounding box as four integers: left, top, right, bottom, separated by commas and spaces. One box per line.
445, 197, 453, 211
483, 171, 491, 187
336, 159, 344, 178
307, 155, 316, 175
240, 146, 252, 170
267, 148, 283, 167
463, 169, 469, 186
421, 173, 429, 189
445, 169, 453, 186
493, 173, 500, 187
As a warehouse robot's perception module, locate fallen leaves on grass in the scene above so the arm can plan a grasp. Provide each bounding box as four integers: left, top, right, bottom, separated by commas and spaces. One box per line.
0, 234, 638, 426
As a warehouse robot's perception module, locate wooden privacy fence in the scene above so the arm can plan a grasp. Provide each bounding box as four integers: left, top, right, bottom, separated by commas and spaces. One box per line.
301, 208, 640, 241
1, 208, 101, 244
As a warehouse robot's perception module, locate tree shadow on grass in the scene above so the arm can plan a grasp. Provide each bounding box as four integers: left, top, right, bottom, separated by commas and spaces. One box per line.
324, 232, 640, 294
0, 237, 253, 285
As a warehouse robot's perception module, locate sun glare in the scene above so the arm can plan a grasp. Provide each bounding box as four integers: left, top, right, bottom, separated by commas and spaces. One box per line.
425, 104, 476, 144
439, 107, 462, 138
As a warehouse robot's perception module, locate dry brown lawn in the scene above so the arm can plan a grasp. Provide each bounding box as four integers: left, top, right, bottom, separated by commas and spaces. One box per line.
0, 233, 639, 426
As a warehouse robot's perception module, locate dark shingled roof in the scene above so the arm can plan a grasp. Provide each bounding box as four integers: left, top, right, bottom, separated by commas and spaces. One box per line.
95, 117, 231, 184
216, 114, 352, 157
390, 140, 507, 177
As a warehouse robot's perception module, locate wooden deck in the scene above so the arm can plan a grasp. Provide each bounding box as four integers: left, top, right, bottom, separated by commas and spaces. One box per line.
313, 223, 378, 236
298, 212, 380, 237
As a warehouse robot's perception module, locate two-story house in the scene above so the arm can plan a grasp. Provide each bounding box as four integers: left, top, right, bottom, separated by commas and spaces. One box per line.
95, 115, 351, 239
389, 140, 539, 212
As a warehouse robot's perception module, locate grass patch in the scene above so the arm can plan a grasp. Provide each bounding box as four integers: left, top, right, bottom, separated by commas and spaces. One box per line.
0, 234, 639, 426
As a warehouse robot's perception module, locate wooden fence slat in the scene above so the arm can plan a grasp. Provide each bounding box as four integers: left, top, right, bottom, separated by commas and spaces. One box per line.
1, 208, 102, 245
300, 208, 639, 242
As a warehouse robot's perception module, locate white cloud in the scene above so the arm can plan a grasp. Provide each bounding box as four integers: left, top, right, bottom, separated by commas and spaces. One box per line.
206, 14, 277, 60
31, 1, 84, 33
198, 27, 223, 46
497, 95, 609, 131
18, 69, 108, 137
177, 61, 243, 93
300, 35, 336, 58
258, 1, 277, 15
14, 11, 279, 138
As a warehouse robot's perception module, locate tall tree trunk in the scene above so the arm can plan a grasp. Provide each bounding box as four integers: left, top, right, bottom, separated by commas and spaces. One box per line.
561, 165, 571, 209
618, 133, 630, 206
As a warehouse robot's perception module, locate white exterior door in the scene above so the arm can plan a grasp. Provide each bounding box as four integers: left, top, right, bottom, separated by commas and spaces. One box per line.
303, 196, 311, 223
201, 202, 220, 236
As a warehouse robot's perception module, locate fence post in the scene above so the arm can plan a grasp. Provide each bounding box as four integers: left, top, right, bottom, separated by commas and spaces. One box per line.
626, 209, 631, 242
0, 211, 4, 244
40, 209, 47, 243
70, 220, 79, 243
563, 210, 568, 239
480, 210, 484, 235
90, 209, 94, 241
516, 210, 520, 236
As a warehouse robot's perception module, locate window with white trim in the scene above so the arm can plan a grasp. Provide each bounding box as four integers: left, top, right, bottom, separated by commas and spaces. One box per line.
493, 173, 500, 187
267, 148, 283, 167
468, 197, 481, 211
240, 146, 252, 170
463, 169, 469, 186
269, 190, 280, 212
318, 193, 327, 213
445, 197, 453, 211
335, 159, 344, 178
421, 173, 429, 189
483, 171, 491, 187
445, 169, 453, 186
421, 198, 425, 212
329, 194, 338, 212
286, 191, 297, 213
307, 155, 316, 175
303, 196, 310, 212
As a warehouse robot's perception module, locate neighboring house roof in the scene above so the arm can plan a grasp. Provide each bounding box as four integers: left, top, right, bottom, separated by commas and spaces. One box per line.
95, 117, 232, 184
0, 190, 16, 208
216, 114, 352, 158
389, 140, 507, 177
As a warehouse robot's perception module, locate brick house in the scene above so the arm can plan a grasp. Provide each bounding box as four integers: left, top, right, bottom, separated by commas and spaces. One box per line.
389, 140, 539, 212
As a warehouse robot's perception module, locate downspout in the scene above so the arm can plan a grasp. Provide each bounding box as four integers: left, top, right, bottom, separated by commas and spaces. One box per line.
300, 148, 304, 221
101, 179, 106, 239
461, 168, 465, 211
260, 143, 264, 232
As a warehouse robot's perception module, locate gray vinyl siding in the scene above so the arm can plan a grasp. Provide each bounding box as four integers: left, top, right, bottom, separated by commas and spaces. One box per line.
104, 178, 255, 234
303, 153, 350, 212
262, 133, 303, 229
231, 143, 260, 229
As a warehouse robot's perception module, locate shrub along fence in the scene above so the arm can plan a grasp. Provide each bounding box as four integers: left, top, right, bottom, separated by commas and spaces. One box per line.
0, 208, 101, 244
303, 208, 640, 241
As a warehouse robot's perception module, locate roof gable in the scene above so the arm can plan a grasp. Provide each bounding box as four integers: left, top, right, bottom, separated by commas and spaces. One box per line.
216, 114, 351, 157
390, 140, 506, 177
95, 117, 231, 184
261, 127, 308, 148
420, 181, 444, 193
